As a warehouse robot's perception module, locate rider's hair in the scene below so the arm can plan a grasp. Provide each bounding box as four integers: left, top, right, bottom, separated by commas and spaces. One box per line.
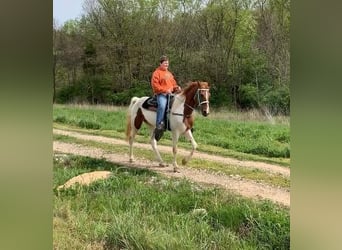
159, 55, 168, 64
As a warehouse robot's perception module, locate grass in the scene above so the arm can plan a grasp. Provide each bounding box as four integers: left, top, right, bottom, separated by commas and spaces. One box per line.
53, 154, 290, 249
53, 104, 290, 166
53, 104, 290, 249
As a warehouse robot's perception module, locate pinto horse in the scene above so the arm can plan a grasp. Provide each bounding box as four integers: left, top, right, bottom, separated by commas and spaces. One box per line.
125, 81, 210, 172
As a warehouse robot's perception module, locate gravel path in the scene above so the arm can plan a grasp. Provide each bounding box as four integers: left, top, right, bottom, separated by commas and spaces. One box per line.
53, 129, 290, 207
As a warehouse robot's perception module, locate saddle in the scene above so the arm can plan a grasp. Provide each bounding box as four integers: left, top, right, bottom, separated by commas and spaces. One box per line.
142, 95, 175, 131
142, 96, 158, 111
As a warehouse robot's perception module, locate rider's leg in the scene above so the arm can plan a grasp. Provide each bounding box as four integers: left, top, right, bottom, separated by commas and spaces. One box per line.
156, 94, 167, 129
154, 94, 167, 141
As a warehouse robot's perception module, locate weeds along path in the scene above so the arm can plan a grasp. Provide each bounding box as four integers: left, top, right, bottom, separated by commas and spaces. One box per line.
53, 129, 290, 207
53, 129, 290, 177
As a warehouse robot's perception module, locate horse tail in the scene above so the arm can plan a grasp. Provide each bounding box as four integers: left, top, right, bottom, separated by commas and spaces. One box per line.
125, 97, 140, 141
129, 96, 140, 108
125, 115, 132, 141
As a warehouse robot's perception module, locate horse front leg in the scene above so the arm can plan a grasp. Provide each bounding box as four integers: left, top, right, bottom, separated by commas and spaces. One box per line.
171, 131, 181, 172
150, 128, 167, 167
182, 129, 198, 166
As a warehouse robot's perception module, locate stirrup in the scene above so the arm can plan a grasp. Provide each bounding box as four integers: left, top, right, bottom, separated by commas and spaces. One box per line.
154, 128, 164, 141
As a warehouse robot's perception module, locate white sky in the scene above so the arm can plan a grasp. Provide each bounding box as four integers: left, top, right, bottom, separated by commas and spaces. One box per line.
53, 0, 85, 25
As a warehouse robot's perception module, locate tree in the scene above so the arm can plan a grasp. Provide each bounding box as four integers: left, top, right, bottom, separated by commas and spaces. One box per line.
254, 0, 290, 86
54, 0, 290, 114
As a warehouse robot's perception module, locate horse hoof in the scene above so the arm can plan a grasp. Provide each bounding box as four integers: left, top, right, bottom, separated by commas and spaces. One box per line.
129, 159, 134, 163
159, 163, 168, 168
173, 167, 180, 173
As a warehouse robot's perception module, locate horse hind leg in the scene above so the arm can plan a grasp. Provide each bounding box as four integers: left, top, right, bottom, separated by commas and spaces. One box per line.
127, 109, 144, 163
128, 123, 138, 163
171, 131, 180, 172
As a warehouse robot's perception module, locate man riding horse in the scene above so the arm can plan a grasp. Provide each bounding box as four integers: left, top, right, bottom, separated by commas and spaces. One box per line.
126, 80, 210, 172
151, 55, 181, 141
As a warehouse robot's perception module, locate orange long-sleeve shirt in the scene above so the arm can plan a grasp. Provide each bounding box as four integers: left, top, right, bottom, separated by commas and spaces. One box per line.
151, 67, 178, 94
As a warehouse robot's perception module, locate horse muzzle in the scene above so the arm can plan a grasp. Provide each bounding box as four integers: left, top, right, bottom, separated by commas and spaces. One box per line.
202, 110, 209, 117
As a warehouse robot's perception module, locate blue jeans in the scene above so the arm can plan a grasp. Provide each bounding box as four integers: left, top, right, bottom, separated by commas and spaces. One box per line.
156, 94, 168, 126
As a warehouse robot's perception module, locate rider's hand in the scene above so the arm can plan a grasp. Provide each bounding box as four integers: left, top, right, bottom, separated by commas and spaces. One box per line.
173, 86, 181, 93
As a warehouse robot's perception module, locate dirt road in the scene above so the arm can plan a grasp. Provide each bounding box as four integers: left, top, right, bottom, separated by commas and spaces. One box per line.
53, 129, 290, 207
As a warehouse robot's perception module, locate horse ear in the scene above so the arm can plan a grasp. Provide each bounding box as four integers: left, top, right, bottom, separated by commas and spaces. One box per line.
202, 81, 209, 88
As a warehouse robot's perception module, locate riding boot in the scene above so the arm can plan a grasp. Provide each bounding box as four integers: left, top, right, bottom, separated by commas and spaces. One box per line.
154, 122, 164, 141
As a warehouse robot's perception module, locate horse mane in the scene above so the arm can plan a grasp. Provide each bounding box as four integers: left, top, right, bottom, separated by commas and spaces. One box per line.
181, 81, 199, 96
181, 81, 209, 97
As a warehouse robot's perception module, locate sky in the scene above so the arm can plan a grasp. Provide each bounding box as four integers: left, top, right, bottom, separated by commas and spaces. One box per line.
53, 0, 85, 25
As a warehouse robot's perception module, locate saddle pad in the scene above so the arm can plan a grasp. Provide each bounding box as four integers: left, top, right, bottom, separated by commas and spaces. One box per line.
142, 96, 158, 109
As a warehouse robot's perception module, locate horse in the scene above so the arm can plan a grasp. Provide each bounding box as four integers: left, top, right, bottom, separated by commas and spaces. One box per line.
125, 81, 210, 172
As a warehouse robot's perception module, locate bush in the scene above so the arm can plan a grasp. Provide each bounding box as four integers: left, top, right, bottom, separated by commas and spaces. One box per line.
261, 85, 290, 115
56, 75, 113, 104
238, 84, 259, 109
234, 83, 290, 115
210, 85, 231, 107
110, 81, 152, 105
55, 85, 77, 103
55, 81, 89, 104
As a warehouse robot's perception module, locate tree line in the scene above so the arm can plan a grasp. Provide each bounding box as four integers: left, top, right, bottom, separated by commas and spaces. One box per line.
53, 0, 290, 115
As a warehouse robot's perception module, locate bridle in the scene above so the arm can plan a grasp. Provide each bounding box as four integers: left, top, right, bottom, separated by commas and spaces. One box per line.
172, 87, 210, 118
184, 88, 210, 111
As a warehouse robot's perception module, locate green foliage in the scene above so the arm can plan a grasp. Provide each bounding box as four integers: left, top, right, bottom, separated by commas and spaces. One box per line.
55, 85, 79, 104
261, 85, 290, 115
238, 84, 260, 109
53, 0, 290, 112
110, 81, 152, 105
61, 20, 81, 35
233, 81, 290, 116
209, 85, 232, 107
56, 79, 153, 105
82, 42, 97, 75
56, 75, 113, 104
54, 155, 290, 249
55, 80, 92, 104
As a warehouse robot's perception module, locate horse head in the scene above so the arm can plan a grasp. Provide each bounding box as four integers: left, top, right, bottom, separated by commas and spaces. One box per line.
196, 81, 210, 117
181, 81, 211, 117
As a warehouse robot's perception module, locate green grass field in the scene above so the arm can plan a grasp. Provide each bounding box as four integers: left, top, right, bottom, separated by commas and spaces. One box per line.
53, 104, 290, 249
54, 154, 289, 249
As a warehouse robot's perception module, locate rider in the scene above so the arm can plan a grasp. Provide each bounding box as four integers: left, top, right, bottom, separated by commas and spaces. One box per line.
151, 55, 181, 141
